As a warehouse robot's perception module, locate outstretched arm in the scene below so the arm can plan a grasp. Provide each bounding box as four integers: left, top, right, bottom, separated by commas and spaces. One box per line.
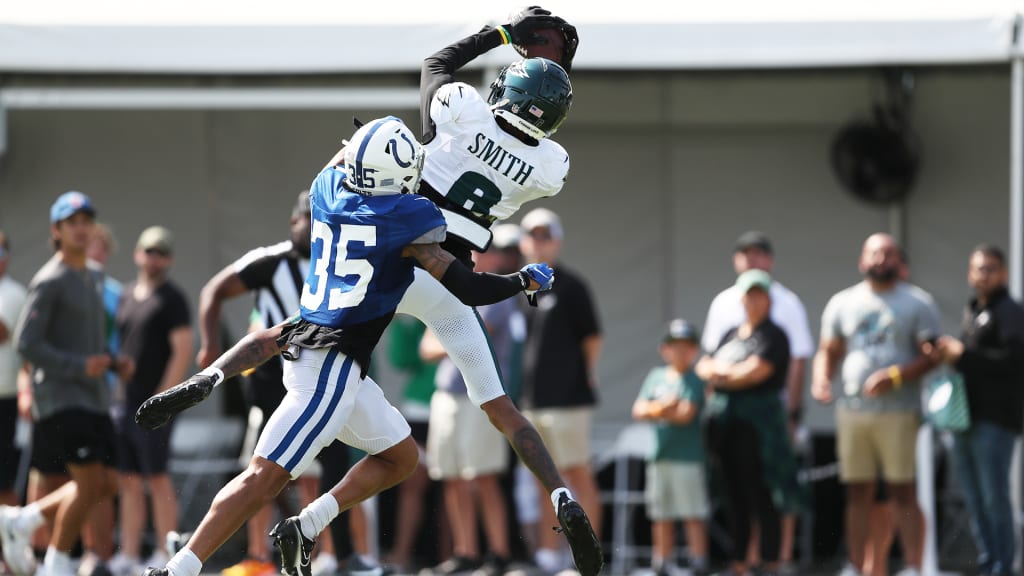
402, 242, 544, 306
420, 9, 567, 142
420, 27, 504, 142
208, 323, 288, 380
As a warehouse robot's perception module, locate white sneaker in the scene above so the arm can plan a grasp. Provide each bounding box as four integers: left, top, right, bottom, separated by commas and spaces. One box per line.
893, 568, 920, 576
40, 551, 76, 576
311, 554, 338, 576
144, 551, 169, 570
107, 554, 141, 576
837, 564, 861, 576
0, 506, 37, 576
75, 552, 100, 576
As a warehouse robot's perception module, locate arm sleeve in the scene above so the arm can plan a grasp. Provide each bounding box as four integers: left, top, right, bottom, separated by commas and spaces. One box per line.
438, 259, 526, 307
420, 27, 505, 142
15, 280, 87, 377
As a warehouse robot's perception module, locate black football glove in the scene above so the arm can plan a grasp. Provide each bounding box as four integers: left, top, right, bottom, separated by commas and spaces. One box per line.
503, 6, 564, 46
507, 6, 579, 72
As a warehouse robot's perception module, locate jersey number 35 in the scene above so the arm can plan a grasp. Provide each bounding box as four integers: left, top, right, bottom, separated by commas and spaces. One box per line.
301, 222, 376, 312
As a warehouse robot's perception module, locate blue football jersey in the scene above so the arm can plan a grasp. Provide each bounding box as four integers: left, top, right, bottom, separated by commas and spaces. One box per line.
299, 167, 446, 328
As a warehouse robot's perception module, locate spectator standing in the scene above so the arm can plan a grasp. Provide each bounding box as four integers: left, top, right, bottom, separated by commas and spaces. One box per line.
517, 208, 602, 574
811, 233, 940, 576
109, 227, 192, 574
80, 222, 123, 576
0, 231, 27, 507
701, 231, 813, 572
0, 192, 122, 576
632, 319, 708, 576
923, 245, 1024, 576
697, 270, 801, 576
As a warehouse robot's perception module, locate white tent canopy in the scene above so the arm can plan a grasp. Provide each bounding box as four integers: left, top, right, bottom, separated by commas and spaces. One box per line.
0, 0, 1022, 73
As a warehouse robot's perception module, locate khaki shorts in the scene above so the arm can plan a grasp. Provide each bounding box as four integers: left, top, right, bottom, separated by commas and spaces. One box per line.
426, 391, 507, 480
523, 407, 592, 469
836, 408, 919, 483
645, 461, 709, 520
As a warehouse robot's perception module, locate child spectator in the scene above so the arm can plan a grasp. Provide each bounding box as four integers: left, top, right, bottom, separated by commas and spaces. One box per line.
632, 319, 709, 576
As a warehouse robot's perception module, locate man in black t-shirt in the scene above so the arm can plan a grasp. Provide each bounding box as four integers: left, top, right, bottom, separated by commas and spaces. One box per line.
516, 208, 603, 574
112, 226, 192, 571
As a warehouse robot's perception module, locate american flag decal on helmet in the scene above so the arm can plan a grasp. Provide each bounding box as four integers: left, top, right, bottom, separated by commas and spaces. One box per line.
529, 105, 544, 118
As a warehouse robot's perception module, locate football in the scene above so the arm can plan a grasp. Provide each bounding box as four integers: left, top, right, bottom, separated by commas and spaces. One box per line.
518, 27, 565, 64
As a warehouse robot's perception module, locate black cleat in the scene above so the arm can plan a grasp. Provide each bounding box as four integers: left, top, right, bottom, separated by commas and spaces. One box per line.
135, 374, 216, 429
554, 493, 604, 576
142, 569, 169, 576
270, 517, 315, 576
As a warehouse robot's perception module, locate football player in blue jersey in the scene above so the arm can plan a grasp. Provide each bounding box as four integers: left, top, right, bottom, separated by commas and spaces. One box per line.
134, 117, 554, 576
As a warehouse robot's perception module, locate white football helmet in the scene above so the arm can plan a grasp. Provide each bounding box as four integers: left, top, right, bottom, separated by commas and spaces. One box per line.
343, 116, 425, 195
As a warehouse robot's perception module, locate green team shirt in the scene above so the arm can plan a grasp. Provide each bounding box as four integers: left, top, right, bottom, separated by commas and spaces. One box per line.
637, 366, 706, 463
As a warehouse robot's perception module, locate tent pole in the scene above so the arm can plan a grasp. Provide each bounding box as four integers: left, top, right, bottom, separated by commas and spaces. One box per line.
1012, 18, 1023, 299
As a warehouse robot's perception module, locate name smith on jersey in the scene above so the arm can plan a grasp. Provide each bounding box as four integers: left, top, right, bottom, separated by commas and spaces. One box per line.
467, 133, 535, 186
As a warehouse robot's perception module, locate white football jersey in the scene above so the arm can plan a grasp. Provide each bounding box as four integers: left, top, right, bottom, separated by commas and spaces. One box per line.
423, 82, 569, 227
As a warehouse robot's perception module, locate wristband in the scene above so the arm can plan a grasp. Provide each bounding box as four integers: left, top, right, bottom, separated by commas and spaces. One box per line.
496, 25, 512, 45
888, 365, 903, 389
198, 366, 225, 387
517, 270, 530, 291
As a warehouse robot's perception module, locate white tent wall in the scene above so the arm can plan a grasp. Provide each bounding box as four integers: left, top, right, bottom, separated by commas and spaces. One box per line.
0, 67, 1010, 435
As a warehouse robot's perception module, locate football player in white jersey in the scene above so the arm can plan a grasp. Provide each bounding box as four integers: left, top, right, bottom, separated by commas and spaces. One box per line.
135, 8, 604, 576
389, 10, 603, 576
135, 117, 555, 576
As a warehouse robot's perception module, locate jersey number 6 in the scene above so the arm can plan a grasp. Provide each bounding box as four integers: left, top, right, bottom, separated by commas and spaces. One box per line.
301, 222, 376, 311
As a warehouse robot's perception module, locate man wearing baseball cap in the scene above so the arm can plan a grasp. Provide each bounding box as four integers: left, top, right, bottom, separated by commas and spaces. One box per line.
109, 225, 192, 574
1, 192, 122, 576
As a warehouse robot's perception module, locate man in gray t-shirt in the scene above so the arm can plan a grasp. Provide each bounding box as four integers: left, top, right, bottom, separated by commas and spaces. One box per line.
1, 192, 122, 576
812, 233, 940, 576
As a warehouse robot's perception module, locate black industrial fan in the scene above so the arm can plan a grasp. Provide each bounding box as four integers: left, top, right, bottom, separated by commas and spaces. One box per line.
831, 73, 921, 205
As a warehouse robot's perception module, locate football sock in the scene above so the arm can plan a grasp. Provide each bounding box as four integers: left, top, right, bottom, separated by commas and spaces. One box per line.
197, 367, 225, 387
43, 548, 72, 573
298, 494, 339, 539
549, 487, 574, 512
167, 548, 202, 576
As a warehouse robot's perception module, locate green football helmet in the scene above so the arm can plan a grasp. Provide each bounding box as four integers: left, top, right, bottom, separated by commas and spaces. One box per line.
487, 58, 573, 141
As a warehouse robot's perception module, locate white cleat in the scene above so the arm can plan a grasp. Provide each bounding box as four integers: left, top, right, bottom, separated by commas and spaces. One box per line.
0, 506, 37, 576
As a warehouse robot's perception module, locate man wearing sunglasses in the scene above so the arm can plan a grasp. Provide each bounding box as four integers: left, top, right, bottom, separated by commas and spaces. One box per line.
110, 226, 193, 575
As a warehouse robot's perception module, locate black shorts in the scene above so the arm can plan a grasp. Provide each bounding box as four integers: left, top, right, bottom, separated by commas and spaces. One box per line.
115, 411, 173, 476
0, 398, 19, 490
31, 409, 115, 474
